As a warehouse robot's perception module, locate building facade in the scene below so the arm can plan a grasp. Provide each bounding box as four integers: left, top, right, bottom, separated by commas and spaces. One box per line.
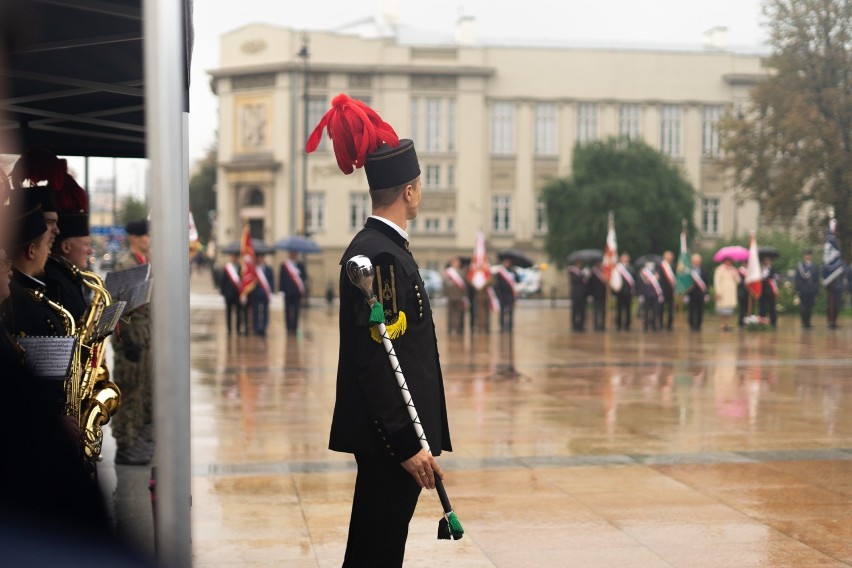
211, 23, 766, 295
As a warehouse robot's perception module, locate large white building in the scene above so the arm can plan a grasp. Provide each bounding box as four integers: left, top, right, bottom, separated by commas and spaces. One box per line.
210, 19, 766, 295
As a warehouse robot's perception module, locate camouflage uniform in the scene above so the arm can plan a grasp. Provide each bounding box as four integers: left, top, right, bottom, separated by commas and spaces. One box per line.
109, 251, 152, 461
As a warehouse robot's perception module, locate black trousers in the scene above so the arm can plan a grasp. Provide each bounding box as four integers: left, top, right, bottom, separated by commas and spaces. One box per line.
615, 294, 632, 330
799, 294, 815, 327
737, 293, 748, 327
571, 295, 586, 331
499, 302, 515, 332
284, 296, 301, 332
688, 295, 704, 330
659, 292, 674, 330
343, 454, 422, 568
643, 297, 660, 331
592, 296, 606, 330
225, 299, 248, 335
759, 293, 777, 327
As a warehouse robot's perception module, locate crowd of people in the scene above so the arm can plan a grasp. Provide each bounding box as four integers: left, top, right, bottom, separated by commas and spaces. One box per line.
568, 245, 846, 333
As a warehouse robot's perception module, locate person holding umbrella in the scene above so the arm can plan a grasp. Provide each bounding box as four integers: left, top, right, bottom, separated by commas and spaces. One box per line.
306, 94, 453, 566
714, 256, 741, 331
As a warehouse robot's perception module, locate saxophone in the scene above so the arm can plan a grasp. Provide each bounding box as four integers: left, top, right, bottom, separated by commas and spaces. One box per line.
75, 268, 122, 464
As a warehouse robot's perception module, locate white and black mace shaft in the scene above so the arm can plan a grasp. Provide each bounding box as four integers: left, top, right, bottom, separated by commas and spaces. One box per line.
346, 255, 455, 515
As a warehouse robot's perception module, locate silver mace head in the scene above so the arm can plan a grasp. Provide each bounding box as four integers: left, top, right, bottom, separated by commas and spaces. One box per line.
346, 255, 375, 300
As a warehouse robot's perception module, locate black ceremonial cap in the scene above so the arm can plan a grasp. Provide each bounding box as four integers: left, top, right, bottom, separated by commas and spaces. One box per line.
11, 203, 48, 245
57, 212, 90, 239
24, 185, 58, 213
365, 139, 421, 191
125, 219, 149, 236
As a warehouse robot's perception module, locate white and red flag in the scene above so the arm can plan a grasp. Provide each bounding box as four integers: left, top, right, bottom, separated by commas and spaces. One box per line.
603, 213, 622, 292
239, 225, 258, 304
745, 232, 762, 299
467, 230, 491, 291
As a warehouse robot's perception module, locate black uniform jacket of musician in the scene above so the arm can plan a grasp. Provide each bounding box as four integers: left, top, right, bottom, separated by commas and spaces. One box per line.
330, 217, 452, 462
2, 271, 68, 336
44, 256, 88, 324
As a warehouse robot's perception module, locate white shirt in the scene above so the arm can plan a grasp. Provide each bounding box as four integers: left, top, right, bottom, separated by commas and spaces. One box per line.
368, 215, 409, 242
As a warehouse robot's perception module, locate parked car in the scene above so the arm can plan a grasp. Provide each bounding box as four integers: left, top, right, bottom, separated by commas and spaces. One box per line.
418, 268, 444, 298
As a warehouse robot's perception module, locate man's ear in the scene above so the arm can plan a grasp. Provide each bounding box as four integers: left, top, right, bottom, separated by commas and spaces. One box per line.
61, 239, 72, 255
26, 242, 37, 261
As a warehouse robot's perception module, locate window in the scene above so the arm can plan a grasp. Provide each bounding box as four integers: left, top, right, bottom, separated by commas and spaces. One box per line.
306, 192, 325, 233
619, 104, 641, 140
535, 197, 548, 234
447, 217, 455, 232
660, 105, 682, 157
349, 193, 371, 232
491, 101, 514, 155
447, 164, 455, 188
307, 96, 328, 151
425, 98, 442, 152
411, 97, 457, 153
577, 103, 598, 144
492, 195, 512, 233
424, 218, 441, 233
534, 102, 558, 156
425, 165, 441, 188
702, 105, 723, 158
701, 197, 720, 235
245, 187, 264, 206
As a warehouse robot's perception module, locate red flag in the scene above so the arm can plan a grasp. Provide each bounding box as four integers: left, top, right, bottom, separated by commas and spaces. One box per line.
467, 230, 491, 291
239, 226, 258, 302
745, 233, 762, 299
603, 213, 621, 291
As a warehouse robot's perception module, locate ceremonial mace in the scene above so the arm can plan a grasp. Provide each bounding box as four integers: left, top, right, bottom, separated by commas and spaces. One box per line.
346, 255, 464, 540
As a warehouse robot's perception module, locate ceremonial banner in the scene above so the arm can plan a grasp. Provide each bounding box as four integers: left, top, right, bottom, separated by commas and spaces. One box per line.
604, 213, 621, 292
239, 225, 258, 303
467, 230, 491, 291
822, 219, 845, 285
745, 233, 762, 298
674, 228, 694, 294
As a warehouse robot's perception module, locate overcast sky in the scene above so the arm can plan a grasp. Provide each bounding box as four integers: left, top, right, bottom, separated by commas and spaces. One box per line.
73, 0, 768, 203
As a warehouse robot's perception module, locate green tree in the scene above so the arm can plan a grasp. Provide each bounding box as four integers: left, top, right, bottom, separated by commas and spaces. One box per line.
719, 0, 852, 258
119, 195, 148, 226
542, 137, 695, 267
189, 144, 217, 244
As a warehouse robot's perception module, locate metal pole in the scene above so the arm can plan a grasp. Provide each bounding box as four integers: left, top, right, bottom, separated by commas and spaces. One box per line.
299, 34, 310, 237
112, 157, 118, 226
143, 1, 192, 566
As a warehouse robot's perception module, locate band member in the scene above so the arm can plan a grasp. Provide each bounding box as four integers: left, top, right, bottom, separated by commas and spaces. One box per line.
44, 185, 91, 323
279, 250, 307, 335
687, 253, 707, 331
795, 249, 819, 329
568, 260, 588, 332
658, 250, 676, 331
442, 256, 468, 335
614, 253, 635, 331
308, 94, 452, 567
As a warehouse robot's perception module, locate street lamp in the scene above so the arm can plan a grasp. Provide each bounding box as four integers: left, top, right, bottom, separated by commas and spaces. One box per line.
298, 34, 310, 237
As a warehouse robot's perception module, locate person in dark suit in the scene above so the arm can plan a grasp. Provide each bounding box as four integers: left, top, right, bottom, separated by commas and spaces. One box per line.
736, 263, 749, 328
442, 256, 468, 335
658, 251, 676, 331
639, 262, 663, 332
568, 260, 588, 332
759, 255, 779, 328
589, 261, 607, 331
219, 252, 244, 336
493, 257, 519, 333
310, 95, 452, 568
795, 249, 819, 329
687, 253, 708, 331
614, 253, 635, 331
249, 253, 274, 336
278, 250, 306, 335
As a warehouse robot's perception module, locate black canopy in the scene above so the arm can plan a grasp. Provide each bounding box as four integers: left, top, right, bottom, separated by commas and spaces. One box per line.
1, 0, 192, 158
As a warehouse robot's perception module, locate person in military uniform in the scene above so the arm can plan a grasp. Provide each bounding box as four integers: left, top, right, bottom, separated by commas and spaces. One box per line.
568, 260, 588, 332
278, 250, 306, 335
308, 94, 452, 568
442, 256, 468, 335
110, 219, 153, 465
493, 256, 519, 333
795, 249, 819, 329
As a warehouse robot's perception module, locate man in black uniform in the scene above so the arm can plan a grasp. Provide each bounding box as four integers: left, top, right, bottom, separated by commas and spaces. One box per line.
658, 251, 676, 331
44, 201, 91, 323
687, 253, 708, 331
589, 260, 607, 331
278, 250, 307, 335
219, 252, 244, 336
795, 249, 819, 329
568, 260, 587, 332
309, 94, 452, 567
493, 256, 519, 333
614, 253, 635, 331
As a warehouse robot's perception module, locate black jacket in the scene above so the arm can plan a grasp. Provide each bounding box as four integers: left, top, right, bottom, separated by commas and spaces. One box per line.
218, 262, 241, 303
43, 256, 88, 324
329, 217, 452, 461
278, 260, 307, 299
2, 271, 69, 336
795, 261, 820, 298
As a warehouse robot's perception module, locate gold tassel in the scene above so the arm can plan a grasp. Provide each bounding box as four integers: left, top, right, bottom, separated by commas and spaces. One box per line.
370, 311, 407, 343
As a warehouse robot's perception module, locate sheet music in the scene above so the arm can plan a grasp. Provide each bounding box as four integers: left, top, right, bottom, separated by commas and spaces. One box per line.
17, 336, 77, 380
93, 301, 127, 339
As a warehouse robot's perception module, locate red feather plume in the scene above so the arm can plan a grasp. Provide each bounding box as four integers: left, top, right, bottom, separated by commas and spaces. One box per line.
305, 93, 399, 174
10, 145, 65, 189
58, 172, 88, 213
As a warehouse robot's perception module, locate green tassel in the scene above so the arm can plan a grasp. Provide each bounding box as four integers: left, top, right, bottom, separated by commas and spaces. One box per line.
447, 511, 464, 540
369, 301, 385, 325
437, 517, 450, 540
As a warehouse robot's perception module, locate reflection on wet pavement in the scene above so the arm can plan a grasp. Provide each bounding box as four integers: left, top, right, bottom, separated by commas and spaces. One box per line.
188, 296, 852, 567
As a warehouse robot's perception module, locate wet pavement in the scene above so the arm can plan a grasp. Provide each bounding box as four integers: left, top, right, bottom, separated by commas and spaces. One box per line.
109, 273, 852, 567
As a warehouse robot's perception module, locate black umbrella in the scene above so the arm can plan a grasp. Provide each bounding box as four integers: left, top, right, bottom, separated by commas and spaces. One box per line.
566, 249, 604, 264
634, 254, 662, 268
497, 249, 534, 268
220, 239, 275, 255
274, 235, 322, 254
758, 246, 779, 259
